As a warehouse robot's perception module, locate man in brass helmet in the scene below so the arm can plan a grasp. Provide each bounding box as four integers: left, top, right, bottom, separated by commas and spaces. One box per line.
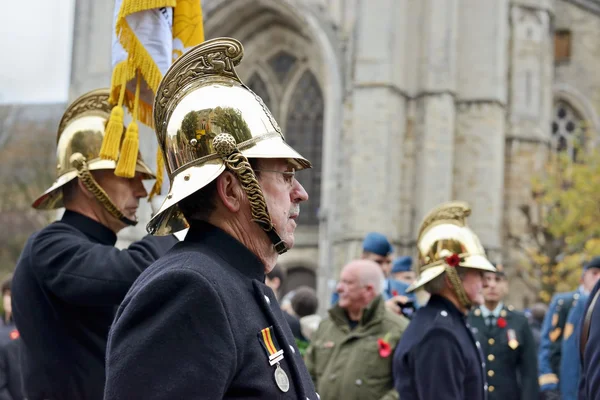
11, 88, 177, 400
392, 201, 496, 400
104, 38, 318, 399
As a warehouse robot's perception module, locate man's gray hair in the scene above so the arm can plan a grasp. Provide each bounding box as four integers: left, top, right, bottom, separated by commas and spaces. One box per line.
423, 267, 468, 294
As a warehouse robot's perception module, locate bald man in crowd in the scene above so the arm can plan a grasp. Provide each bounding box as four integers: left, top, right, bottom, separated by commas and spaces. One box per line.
305, 260, 408, 400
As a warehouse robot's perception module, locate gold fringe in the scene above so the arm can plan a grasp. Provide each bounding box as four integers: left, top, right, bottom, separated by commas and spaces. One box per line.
116, 72, 142, 178
148, 148, 164, 199
99, 105, 125, 161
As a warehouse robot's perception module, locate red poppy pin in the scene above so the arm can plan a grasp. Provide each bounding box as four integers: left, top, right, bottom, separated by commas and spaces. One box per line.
392, 290, 399, 297
445, 254, 461, 268
497, 317, 507, 329
378, 338, 392, 358
9, 330, 19, 340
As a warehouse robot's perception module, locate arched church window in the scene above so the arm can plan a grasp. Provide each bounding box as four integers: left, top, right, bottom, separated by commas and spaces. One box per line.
285, 71, 323, 225
246, 73, 272, 111
268, 51, 297, 83
552, 100, 585, 159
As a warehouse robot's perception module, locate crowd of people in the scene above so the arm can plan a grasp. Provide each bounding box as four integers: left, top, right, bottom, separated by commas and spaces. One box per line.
2, 36, 600, 400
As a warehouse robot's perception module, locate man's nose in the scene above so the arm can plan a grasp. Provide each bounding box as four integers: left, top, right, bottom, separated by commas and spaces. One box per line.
291, 179, 309, 203
133, 176, 148, 198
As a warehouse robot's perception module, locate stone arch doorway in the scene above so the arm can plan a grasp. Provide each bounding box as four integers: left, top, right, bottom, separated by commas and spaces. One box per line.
281, 265, 317, 298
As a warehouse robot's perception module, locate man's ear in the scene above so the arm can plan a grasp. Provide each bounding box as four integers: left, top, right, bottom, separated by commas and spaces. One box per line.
77, 178, 95, 200
216, 171, 244, 213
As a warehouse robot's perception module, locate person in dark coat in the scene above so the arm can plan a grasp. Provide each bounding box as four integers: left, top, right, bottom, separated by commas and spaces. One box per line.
468, 264, 539, 400
0, 275, 17, 348
104, 37, 319, 399
0, 338, 25, 400
11, 89, 177, 400
392, 201, 496, 400
539, 257, 600, 399
577, 257, 600, 399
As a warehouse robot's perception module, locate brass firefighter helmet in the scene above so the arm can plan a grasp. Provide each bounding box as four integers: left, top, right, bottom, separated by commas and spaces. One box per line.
32, 88, 155, 223
148, 37, 311, 253
407, 201, 496, 294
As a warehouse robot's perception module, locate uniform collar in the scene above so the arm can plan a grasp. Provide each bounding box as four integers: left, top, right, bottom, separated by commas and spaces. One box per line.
428, 294, 467, 320
61, 210, 117, 245
186, 220, 266, 282
480, 302, 503, 319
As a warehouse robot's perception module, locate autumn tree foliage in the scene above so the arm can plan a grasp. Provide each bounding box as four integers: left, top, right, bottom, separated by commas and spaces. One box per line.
510, 138, 600, 303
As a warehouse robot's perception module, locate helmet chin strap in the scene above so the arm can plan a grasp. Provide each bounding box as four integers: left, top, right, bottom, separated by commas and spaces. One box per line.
70, 153, 138, 227
445, 266, 472, 310
212, 133, 288, 255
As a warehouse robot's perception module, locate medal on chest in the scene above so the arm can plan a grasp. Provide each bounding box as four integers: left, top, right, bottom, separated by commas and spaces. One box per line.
258, 326, 289, 392
507, 328, 519, 350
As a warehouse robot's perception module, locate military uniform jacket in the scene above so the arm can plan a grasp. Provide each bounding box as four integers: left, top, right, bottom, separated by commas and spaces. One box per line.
305, 295, 408, 400
104, 221, 319, 399
538, 290, 581, 392
12, 211, 177, 400
579, 279, 600, 400
467, 305, 538, 400
392, 295, 487, 400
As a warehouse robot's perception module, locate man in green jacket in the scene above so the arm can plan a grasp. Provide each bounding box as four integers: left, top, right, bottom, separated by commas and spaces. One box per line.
305, 259, 409, 400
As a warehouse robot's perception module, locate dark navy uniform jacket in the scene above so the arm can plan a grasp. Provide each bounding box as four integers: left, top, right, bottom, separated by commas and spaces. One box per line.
392, 294, 487, 400
12, 210, 177, 400
579, 279, 600, 399
468, 305, 538, 400
104, 221, 319, 399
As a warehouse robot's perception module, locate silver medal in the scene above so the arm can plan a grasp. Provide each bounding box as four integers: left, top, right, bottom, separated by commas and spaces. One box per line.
274, 364, 290, 392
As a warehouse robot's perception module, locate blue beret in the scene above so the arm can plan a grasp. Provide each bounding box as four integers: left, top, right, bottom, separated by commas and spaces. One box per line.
392, 256, 413, 273
585, 256, 600, 271
362, 232, 392, 256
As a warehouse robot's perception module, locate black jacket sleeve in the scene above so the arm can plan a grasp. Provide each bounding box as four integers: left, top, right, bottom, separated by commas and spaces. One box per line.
32, 227, 177, 306
412, 329, 465, 400
104, 267, 237, 399
519, 320, 540, 400
0, 345, 13, 400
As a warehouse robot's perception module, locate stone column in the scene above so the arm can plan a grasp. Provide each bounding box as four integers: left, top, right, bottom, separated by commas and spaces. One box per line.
330, 0, 410, 284
504, 0, 554, 304
411, 0, 460, 233
452, 0, 510, 261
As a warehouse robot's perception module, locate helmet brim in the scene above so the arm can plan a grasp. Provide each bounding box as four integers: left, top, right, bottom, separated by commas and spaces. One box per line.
146, 135, 310, 236
32, 158, 156, 210
407, 254, 496, 293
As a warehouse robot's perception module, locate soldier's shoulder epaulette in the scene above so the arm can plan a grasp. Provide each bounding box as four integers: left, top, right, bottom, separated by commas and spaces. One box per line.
504, 305, 528, 320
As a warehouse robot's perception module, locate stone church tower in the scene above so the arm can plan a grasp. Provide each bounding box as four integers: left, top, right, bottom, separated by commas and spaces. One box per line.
68, 0, 600, 310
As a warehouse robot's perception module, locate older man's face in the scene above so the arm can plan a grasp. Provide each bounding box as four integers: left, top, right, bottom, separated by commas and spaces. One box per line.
256, 159, 308, 250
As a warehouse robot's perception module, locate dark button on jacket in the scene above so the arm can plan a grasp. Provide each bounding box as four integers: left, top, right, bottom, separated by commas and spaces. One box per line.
104, 221, 318, 399
393, 295, 487, 400
12, 211, 177, 400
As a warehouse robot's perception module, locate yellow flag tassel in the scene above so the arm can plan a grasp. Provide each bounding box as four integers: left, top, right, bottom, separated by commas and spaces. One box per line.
100, 72, 128, 161
115, 71, 141, 178
148, 148, 164, 199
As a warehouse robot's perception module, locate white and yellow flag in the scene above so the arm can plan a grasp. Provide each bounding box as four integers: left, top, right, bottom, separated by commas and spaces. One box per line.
100, 0, 204, 196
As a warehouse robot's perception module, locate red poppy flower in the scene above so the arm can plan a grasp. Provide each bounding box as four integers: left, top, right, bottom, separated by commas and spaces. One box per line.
497, 317, 507, 329
445, 254, 461, 267
392, 290, 399, 297
9, 330, 19, 340
378, 338, 392, 358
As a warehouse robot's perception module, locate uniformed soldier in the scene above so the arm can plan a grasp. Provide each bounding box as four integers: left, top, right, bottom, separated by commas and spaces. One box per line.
538, 258, 600, 399
104, 37, 319, 399
306, 260, 409, 400
467, 264, 538, 400
390, 256, 415, 285
392, 201, 496, 400
11, 88, 178, 400
571, 257, 600, 400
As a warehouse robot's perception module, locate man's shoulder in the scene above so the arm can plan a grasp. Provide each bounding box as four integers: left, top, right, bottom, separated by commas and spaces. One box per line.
382, 309, 410, 331
504, 305, 528, 321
